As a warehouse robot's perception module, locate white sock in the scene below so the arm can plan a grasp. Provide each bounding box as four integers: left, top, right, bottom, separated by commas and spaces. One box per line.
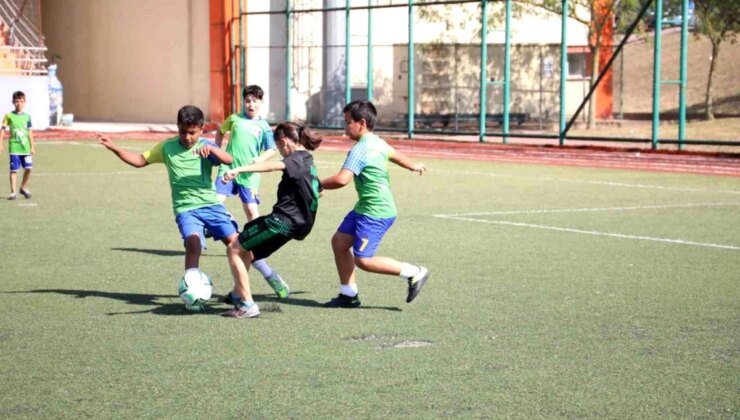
399, 263, 421, 280
252, 259, 274, 279
341, 284, 358, 297
184, 268, 200, 282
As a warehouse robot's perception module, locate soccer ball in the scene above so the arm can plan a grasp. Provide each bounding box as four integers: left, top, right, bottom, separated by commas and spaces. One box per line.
178, 271, 213, 311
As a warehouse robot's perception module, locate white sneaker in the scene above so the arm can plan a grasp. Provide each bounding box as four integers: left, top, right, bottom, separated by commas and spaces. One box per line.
221, 304, 260, 318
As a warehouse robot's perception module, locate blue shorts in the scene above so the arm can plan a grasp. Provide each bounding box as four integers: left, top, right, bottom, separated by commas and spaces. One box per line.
215, 179, 260, 204
9, 154, 32, 172
175, 204, 238, 248
337, 210, 396, 258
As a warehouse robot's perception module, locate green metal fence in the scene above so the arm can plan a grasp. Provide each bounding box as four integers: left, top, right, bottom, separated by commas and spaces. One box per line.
237, 0, 739, 149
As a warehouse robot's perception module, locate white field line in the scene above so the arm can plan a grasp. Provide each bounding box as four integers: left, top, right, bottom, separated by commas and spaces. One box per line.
34, 170, 166, 177
439, 202, 740, 217
434, 214, 740, 251
435, 169, 740, 195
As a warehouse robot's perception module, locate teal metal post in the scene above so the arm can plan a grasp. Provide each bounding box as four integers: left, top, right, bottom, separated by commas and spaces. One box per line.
651, 0, 663, 150
678, 0, 689, 149
345, 0, 351, 105
408, 1, 414, 139
502, 0, 512, 142
559, 0, 568, 145
479, 0, 488, 142
239, 0, 245, 103
367, 0, 374, 101
286, 0, 293, 120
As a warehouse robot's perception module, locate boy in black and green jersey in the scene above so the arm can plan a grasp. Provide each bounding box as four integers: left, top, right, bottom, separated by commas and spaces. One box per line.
0, 91, 35, 200
321, 100, 430, 308
220, 122, 322, 319
214, 85, 289, 300
100, 105, 250, 312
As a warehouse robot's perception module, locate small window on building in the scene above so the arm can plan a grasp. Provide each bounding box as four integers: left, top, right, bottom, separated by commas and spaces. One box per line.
567, 52, 588, 79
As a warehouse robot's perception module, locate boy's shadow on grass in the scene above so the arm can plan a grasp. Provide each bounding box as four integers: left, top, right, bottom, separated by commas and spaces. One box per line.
112, 247, 227, 260
6, 289, 401, 315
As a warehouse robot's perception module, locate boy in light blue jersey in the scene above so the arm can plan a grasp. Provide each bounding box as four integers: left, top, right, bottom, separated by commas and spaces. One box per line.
100, 105, 264, 315
214, 85, 289, 300
320, 100, 430, 308
0, 91, 35, 200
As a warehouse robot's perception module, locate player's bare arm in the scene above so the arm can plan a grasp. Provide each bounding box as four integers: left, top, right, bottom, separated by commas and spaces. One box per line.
390, 152, 427, 176
252, 148, 276, 164
214, 130, 227, 148
320, 168, 354, 190
194, 144, 233, 166
29, 130, 35, 155
98, 134, 149, 168
222, 161, 286, 183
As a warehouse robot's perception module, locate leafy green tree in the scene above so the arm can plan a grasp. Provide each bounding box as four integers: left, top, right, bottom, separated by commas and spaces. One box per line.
693, 0, 739, 119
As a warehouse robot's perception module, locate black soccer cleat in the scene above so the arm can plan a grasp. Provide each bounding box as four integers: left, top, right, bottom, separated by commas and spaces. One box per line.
406, 267, 430, 303
324, 293, 361, 308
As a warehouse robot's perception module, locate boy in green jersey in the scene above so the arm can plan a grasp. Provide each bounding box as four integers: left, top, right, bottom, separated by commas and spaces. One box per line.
214, 85, 289, 300
100, 105, 260, 313
320, 100, 430, 308
0, 91, 35, 200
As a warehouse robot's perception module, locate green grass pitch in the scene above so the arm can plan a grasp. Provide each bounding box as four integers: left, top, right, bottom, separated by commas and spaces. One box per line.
0, 139, 738, 418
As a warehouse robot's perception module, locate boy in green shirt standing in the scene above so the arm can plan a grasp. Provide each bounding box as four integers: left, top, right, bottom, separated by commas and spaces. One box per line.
215, 85, 289, 300
320, 100, 430, 308
0, 91, 35, 200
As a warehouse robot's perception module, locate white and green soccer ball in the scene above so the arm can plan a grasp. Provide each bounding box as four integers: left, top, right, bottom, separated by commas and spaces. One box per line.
178, 271, 213, 312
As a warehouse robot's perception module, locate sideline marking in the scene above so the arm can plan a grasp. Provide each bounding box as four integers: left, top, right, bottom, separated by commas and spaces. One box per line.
436, 169, 740, 195
439, 202, 740, 217
34, 170, 165, 177
434, 214, 740, 251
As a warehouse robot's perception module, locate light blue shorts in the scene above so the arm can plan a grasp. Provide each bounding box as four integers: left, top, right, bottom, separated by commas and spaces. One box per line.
215, 179, 260, 204
176, 204, 238, 248
337, 210, 396, 258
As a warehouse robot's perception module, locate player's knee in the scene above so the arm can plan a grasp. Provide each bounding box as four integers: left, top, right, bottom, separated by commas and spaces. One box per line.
354, 256, 372, 271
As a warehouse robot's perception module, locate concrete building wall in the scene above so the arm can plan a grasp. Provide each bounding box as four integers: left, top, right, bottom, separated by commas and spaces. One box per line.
40, 0, 210, 123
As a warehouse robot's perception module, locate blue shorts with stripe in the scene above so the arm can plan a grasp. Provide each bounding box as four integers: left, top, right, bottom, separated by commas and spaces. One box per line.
176, 204, 238, 248
337, 210, 396, 258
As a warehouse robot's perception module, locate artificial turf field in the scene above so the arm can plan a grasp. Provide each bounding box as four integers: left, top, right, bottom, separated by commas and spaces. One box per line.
0, 139, 738, 418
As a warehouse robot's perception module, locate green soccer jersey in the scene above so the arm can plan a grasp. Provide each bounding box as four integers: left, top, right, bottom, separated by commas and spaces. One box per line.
216, 113, 275, 190
341, 133, 397, 218
2, 112, 32, 155
143, 136, 222, 216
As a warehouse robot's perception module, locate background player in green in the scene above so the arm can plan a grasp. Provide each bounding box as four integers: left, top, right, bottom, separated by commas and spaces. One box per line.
0, 91, 35, 200
215, 84, 289, 300
320, 100, 430, 308
220, 122, 323, 318
99, 105, 243, 311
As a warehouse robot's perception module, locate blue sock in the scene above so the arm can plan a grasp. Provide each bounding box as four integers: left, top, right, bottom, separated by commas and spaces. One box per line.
252, 259, 274, 279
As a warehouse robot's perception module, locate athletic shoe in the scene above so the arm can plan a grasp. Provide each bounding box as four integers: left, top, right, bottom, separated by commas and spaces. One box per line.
221, 291, 241, 306
406, 266, 430, 303
7, 193, 17, 200
221, 304, 260, 318
266, 273, 290, 299
20, 188, 31, 199
185, 302, 205, 312
323, 293, 361, 308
